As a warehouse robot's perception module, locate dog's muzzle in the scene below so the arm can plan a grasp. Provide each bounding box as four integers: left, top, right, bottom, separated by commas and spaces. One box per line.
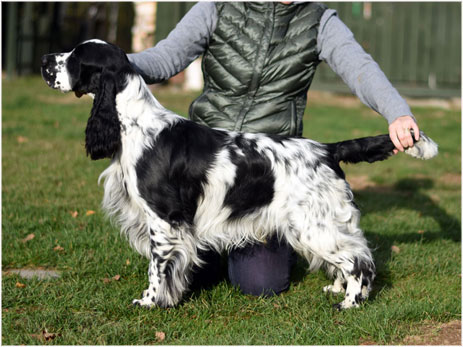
41, 53, 72, 92
41, 54, 58, 88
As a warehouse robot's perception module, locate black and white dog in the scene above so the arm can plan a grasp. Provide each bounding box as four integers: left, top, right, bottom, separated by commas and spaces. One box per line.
41, 40, 438, 310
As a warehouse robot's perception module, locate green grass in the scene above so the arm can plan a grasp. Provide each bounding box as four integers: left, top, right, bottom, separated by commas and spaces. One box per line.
2, 77, 461, 345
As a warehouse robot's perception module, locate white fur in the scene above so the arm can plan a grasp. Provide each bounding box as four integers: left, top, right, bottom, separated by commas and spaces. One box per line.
405, 132, 439, 159
53, 52, 73, 92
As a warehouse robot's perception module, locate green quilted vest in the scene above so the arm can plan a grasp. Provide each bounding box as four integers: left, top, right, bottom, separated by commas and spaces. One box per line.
189, 2, 327, 136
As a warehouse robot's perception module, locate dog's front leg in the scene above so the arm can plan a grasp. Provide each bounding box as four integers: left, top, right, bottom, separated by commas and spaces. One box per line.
132, 247, 162, 308
132, 221, 199, 309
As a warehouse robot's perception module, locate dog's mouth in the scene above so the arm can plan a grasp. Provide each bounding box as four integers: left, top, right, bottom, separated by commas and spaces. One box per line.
74, 90, 86, 98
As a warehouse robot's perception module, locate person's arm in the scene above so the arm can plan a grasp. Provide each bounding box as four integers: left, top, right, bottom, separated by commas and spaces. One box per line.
127, 2, 218, 84
317, 9, 419, 151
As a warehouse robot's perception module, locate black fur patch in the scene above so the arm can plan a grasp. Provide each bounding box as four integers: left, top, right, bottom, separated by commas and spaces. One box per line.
328, 134, 396, 165
136, 120, 228, 226
84, 72, 121, 160
224, 134, 275, 219
322, 134, 397, 179
351, 257, 375, 287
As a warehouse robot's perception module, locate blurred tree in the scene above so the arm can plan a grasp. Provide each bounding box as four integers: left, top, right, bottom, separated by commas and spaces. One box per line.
132, 2, 157, 53
2, 2, 134, 76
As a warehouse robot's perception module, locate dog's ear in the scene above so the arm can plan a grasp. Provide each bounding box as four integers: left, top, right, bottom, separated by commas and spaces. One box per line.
85, 71, 121, 160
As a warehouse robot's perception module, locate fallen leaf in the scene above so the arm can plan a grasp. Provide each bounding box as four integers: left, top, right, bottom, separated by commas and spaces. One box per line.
155, 331, 166, 342
430, 194, 441, 203
391, 245, 400, 254
85, 210, 96, 216
42, 329, 60, 341
103, 275, 121, 284
31, 329, 61, 342
53, 245, 64, 252
17, 136, 28, 144
359, 337, 378, 345
126, 259, 131, 266
15, 282, 26, 288
70, 211, 78, 218
21, 233, 35, 243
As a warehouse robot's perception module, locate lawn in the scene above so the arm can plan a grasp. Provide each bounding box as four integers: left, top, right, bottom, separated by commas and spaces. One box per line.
2, 76, 461, 345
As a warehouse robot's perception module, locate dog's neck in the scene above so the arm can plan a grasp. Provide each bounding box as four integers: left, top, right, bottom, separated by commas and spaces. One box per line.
115, 74, 180, 135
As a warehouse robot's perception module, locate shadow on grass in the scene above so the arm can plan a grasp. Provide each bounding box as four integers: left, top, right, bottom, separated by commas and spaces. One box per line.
355, 178, 461, 300
359, 178, 460, 240
186, 178, 460, 303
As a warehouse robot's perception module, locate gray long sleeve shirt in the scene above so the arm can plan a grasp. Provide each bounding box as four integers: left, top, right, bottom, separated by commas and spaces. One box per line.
128, 2, 413, 124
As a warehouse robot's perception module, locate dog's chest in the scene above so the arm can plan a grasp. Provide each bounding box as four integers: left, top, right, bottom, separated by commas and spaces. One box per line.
101, 128, 150, 218
117, 131, 147, 199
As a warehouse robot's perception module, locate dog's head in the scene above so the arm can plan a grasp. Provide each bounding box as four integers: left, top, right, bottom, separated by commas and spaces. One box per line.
41, 39, 133, 160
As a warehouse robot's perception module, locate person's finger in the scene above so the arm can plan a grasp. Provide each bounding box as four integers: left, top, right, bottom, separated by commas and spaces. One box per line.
390, 129, 404, 152
402, 127, 414, 148
411, 122, 420, 141
397, 126, 412, 149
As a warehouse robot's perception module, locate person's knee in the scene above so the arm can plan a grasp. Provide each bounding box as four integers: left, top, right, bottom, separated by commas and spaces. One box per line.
234, 272, 289, 297
228, 236, 293, 296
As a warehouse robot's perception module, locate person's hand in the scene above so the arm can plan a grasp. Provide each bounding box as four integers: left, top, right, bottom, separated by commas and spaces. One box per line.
388, 116, 420, 154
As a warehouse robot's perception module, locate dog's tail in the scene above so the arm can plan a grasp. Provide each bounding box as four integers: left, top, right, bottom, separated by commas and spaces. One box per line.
327, 130, 438, 164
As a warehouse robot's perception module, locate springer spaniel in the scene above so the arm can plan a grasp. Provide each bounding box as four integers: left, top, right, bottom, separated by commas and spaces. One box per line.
41, 40, 438, 310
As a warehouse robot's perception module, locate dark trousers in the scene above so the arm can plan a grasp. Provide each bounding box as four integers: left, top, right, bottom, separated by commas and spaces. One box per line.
191, 235, 293, 296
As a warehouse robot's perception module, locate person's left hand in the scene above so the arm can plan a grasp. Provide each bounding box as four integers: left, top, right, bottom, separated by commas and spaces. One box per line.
388, 115, 420, 154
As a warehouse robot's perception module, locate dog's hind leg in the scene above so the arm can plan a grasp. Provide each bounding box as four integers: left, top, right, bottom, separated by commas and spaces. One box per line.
286, 216, 375, 310
132, 219, 200, 308
332, 257, 376, 310
330, 211, 376, 310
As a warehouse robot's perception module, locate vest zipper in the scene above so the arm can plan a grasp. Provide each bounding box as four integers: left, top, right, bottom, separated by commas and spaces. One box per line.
234, 3, 276, 132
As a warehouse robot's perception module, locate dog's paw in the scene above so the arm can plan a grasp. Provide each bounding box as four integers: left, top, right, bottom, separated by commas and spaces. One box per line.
332, 300, 360, 311
132, 297, 156, 309
333, 293, 366, 310
132, 287, 158, 308
323, 284, 345, 295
